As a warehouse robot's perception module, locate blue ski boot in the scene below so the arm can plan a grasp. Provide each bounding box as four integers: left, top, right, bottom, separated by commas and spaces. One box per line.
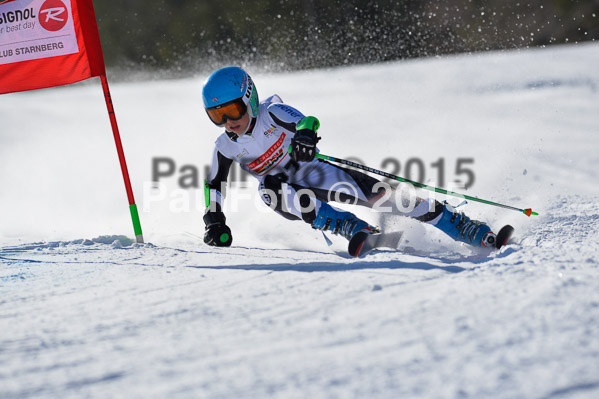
433, 204, 497, 249
312, 202, 377, 257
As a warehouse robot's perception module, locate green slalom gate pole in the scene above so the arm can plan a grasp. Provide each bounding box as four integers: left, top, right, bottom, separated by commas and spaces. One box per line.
314, 153, 538, 217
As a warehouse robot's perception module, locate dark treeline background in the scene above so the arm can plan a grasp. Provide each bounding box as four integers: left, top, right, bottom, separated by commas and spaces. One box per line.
94, 0, 599, 77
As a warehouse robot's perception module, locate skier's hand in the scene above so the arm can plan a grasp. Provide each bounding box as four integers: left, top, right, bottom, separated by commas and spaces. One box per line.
203, 210, 232, 247
290, 116, 321, 163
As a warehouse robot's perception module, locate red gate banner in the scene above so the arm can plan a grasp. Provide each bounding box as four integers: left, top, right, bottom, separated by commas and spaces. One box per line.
0, 0, 144, 242
0, 0, 105, 94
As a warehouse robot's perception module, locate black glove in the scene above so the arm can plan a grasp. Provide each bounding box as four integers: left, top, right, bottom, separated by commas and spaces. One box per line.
290, 116, 321, 162
203, 209, 232, 247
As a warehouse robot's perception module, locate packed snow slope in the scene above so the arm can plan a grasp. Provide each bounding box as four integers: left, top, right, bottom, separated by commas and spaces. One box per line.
1, 43, 598, 399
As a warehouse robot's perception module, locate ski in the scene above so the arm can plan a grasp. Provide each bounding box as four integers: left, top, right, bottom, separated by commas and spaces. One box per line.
348, 230, 403, 257
495, 225, 515, 249
349, 224, 513, 257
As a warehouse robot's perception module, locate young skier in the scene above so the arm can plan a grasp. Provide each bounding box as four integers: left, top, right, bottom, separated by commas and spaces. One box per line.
202, 66, 504, 256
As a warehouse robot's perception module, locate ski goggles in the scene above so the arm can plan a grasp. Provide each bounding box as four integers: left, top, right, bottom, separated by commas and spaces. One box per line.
205, 99, 247, 126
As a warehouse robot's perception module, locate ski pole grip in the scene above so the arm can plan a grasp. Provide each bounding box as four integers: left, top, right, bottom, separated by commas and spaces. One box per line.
204, 179, 210, 208
296, 116, 320, 132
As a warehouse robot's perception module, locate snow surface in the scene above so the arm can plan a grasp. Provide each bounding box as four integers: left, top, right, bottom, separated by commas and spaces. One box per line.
1, 43, 599, 398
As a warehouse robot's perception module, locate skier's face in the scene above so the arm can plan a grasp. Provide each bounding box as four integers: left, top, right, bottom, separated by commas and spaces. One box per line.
224, 110, 251, 136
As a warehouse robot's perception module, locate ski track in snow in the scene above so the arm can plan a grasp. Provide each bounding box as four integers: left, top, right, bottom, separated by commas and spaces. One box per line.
2, 44, 599, 398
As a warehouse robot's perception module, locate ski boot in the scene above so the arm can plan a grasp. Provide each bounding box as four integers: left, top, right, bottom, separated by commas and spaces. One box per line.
433, 204, 498, 249
312, 202, 377, 257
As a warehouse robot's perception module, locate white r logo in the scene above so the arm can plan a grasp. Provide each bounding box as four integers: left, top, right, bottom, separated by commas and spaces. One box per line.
38, 0, 69, 32
40, 7, 65, 23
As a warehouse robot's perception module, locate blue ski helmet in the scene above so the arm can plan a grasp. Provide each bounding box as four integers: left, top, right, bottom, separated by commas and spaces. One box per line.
202, 66, 259, 119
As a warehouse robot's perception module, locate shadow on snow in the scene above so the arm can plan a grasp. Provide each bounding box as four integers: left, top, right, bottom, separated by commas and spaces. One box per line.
186, 258, 467, 274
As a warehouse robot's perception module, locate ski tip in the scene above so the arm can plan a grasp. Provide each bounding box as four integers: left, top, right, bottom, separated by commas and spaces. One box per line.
348, 231, 370, 257
496, 225, 515, 249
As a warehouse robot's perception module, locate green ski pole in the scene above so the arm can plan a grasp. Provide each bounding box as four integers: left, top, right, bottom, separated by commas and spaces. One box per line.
204, 179, 231, 245
314, 153, 538, 217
